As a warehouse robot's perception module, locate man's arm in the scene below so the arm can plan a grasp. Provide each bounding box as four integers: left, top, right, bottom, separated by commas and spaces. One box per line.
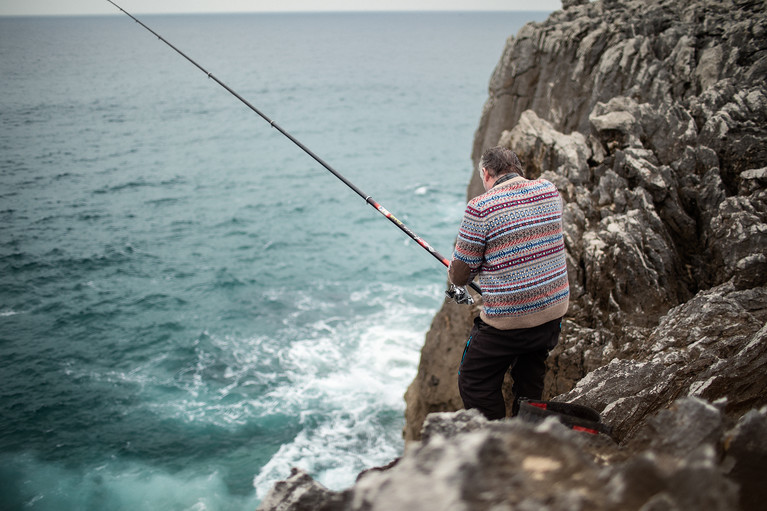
449, 203, 485, 286
448, 259, 473, 286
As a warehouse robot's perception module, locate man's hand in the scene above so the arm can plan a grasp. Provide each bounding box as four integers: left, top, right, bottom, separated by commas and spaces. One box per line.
445, 284, 474, 305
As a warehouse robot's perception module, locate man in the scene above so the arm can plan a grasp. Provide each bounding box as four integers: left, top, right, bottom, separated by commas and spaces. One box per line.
448, 146, 569, 420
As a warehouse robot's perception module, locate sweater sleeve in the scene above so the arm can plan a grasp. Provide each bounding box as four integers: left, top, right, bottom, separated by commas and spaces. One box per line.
449, 202, 485, 285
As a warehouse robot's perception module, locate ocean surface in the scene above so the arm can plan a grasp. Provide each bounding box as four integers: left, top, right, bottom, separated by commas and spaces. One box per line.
0, 10, 549, 511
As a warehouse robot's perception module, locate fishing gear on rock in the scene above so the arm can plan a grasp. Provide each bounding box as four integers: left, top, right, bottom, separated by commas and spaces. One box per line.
106, 0, 480, 304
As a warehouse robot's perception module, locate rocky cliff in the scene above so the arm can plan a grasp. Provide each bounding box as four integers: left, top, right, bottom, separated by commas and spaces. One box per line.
257, 0, 767, 509
259, 401, 766, 511
404, 0, 767, 441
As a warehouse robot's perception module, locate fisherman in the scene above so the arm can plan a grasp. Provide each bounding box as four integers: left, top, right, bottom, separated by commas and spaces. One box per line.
448, 146, 570, 420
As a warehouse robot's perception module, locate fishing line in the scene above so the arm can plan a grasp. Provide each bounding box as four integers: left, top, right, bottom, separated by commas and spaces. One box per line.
105, 0, 481, 298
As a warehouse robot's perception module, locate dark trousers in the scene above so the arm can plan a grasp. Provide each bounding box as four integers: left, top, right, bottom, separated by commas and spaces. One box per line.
458, 316, 561, 420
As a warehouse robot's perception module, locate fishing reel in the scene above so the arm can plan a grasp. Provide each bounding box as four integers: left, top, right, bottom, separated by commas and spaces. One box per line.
445, 284, 474, 305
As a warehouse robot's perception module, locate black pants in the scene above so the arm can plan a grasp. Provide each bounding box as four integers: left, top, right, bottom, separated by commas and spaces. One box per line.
458, 316, 561, 420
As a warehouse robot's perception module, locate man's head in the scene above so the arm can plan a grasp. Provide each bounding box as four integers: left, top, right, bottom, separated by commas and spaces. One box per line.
478, 146, 524, 179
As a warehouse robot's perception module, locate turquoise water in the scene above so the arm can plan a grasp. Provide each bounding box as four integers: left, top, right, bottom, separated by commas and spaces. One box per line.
0, 11, 549, 510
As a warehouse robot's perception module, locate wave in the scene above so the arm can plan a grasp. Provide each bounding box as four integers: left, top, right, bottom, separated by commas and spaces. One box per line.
251, 286, 438, 497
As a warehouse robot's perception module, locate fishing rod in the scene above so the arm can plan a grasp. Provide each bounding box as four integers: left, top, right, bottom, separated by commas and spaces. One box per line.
106, 0, 481, 301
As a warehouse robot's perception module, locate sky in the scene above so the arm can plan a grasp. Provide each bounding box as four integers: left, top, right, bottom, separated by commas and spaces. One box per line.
0, 0, 562, 16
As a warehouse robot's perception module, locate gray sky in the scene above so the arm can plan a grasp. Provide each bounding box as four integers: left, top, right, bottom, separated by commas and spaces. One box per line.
0, 0, 562, 16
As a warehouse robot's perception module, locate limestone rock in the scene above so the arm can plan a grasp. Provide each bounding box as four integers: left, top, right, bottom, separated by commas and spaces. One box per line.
419, 408, 488, 444
723, 406, 767, 511
562, 0, 590, 10
407, 0, 767, 442
259, 399, 761, 511
558, 282, 767, 441
256, 468, 349, 511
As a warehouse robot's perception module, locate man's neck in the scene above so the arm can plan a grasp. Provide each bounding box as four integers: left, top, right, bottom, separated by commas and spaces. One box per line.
491, 172, 519, 188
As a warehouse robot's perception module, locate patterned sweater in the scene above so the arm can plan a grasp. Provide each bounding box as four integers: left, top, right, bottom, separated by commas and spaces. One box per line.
449, 176, 569, 330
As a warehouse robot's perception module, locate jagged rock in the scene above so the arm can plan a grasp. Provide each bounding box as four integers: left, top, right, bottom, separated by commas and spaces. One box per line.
626, 397, 725, 458
579, 190, 686, 323
723, 406, 767, 511
695, 86, 767, 193
499, 110, 591, 185
406, 0, 767, 442
353, 418, 613, 511
590, 109, 641, 151
588, 96, 698, 165
257, 468, 349, 511
707, 196, 767, 288
260, 399, 761, 511
740, 166, 767, 195
562, 0, 590, 10
473, 0, 767, 188
558, 282, 767, 441
419, 408, 488, 444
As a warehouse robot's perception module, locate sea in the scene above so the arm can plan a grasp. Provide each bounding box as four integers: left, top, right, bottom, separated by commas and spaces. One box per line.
0, 10, 549, 511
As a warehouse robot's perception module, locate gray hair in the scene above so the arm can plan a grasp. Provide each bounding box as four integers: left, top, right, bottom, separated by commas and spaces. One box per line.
478, 147, 524, 178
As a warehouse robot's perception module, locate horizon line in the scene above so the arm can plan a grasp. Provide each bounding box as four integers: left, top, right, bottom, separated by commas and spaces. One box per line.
0, 8, 555, 18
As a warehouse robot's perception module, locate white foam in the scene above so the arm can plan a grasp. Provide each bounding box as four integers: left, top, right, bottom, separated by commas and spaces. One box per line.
252, 289, 438, 497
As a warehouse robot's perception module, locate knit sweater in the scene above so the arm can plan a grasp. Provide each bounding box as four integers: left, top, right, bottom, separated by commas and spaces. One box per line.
449, 176, 569, 330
